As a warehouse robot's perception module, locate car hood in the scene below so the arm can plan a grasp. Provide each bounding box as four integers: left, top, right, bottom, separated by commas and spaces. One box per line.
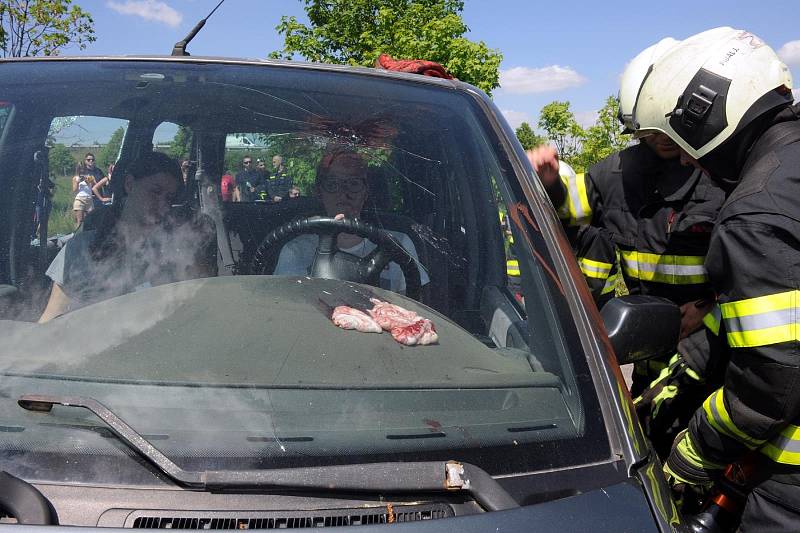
1, 276, 538, 387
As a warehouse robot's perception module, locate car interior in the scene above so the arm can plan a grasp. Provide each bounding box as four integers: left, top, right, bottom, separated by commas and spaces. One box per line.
0, 61, 530, 348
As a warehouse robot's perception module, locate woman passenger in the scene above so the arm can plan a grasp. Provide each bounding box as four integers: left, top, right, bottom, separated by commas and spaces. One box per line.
39, 152, 217, 323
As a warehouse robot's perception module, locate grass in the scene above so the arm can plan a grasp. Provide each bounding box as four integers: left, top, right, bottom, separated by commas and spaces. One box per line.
47, 176, 77, 236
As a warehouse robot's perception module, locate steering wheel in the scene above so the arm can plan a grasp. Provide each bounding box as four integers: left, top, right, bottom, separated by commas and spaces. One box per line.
250, 216, 422, 300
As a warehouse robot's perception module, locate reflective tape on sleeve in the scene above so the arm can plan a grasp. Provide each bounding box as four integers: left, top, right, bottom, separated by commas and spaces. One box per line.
601, 271, 619, 295
761, 424, 800, 465
702, 389, 767, 450
557, 172, 592, 226
621, 250, 708, 285
703, 304, 722, 336
721, 290, 800, 348
577, 257, 612, 280
506, 259, 520, 277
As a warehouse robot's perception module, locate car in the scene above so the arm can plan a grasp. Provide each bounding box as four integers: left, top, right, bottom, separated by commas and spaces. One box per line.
0, 54, 682, 531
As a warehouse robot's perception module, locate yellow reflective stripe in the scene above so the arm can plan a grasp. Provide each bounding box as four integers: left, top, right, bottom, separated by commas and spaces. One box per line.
557, 172, 592, 226
623, 251, 706, 266
722, 290, 799, 317
721, 290, 800, 348
574, 172, 591, 222
703, 389, 767, 449
506, 259, 520, 276
601, 271, 618, 295
761, 424, 800, 465
703, 304, 721, 336
577, 257, 612, 280
621, 250, 708, 285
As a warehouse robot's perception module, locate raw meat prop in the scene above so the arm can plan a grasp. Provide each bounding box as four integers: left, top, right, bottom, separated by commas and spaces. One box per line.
368, 298, 438, 346
331, 306, 382, 333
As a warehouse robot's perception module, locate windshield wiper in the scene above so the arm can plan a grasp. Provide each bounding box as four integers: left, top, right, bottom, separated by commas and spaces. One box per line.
18, 394, 517, 512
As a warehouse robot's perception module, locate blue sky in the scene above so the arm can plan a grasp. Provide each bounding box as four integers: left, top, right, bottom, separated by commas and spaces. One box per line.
60, 0, 800, 139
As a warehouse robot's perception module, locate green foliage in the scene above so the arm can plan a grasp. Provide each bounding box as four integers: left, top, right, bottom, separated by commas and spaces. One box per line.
48, 143, 75, 178
0, 0, 95, 58
271, 0, 502, 94
572, 96, 631, 171
97, 126, 124, 170
514, 122, 545, 151
48, 176, 76, 235
167, 125, 193, 161
537, 101, 585, 163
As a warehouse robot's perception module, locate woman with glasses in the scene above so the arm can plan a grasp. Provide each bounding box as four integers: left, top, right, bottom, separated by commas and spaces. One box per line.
274, 148, 428, 294
71, 153, 104, 227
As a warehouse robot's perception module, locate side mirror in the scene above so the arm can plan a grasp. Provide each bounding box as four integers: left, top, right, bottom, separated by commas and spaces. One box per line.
601, 295, 680, 366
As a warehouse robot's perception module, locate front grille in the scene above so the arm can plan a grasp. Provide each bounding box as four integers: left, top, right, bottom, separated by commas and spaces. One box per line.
129, 504, 454, 529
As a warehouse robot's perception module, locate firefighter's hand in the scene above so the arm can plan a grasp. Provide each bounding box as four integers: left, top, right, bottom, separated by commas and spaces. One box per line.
526, 145, 559, 189
664, 462, 713, 514
633, 354, 706, 458
664, 430, 720, 511
680, 298, 714, 339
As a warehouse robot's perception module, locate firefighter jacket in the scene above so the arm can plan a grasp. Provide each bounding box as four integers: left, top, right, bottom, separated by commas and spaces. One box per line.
670, 116, 800, 506
565, 224, 617, 307
555, 143, 726, 306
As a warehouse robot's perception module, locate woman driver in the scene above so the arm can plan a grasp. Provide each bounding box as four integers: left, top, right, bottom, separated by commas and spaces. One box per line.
274, 149, 428, 294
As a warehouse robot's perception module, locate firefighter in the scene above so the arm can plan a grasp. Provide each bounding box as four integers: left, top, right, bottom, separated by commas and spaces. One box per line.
632, 27, 799, 530
530, 37, 727, 397
512, 159, 618, 307
499, 209, 522, 298
556, 161, 619, 307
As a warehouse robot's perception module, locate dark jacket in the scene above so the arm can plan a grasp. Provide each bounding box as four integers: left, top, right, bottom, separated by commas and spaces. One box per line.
674, 115, 800, 509
558, 143, 726, 306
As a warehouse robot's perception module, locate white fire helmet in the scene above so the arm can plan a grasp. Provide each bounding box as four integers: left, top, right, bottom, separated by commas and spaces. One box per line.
632, 27, 793, 159
618, 37, 680, 133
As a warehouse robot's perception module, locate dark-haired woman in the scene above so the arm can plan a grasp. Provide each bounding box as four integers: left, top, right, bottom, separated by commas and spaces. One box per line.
39, 152, 217, 323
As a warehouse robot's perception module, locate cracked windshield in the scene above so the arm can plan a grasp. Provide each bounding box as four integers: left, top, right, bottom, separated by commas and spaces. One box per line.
0, 60, 607, 482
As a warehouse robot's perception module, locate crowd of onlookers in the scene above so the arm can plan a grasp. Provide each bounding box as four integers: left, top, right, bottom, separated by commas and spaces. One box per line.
220, 154, 300, 203
59, 151, 300, 233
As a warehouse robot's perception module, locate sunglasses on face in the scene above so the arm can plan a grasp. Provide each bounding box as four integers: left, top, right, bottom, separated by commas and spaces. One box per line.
320, 177, 366, 194
85, 158, 94, 162
243, 160, 252, 165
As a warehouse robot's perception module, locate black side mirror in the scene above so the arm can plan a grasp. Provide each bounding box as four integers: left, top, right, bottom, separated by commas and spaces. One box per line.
601, 295, 680, 366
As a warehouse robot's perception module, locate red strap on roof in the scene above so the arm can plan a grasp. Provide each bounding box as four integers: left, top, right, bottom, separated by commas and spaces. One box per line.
376, 53, 454, 80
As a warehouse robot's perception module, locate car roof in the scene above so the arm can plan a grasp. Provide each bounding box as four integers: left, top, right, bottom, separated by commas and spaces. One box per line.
0, 54, 475, 93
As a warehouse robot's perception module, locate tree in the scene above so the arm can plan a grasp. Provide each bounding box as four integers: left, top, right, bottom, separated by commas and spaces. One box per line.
515, 122, 546, 151
271, 0, 502, 94
0, 0, 95, 58
48, 143, 75, 177
573, 95, 631, 171
537, 101, 585, 163
167, 125, 193, 161
97, 126, 125, 170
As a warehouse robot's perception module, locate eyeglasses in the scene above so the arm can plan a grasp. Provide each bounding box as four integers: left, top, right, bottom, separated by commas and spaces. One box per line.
85, 158, 95, 162
320, 177, 366, 194
243, 160, 252, 165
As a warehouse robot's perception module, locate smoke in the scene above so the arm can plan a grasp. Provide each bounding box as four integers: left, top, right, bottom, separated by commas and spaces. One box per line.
0, 211, 216, 373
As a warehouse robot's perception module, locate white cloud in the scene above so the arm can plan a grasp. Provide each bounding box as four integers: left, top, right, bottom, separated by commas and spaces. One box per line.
107, 0, 183, 27
794, 88, 800, 103
574, 110, 599, 128
501, 109, 532, 129
777, 40, 800, 66
499, 66, 587, 94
